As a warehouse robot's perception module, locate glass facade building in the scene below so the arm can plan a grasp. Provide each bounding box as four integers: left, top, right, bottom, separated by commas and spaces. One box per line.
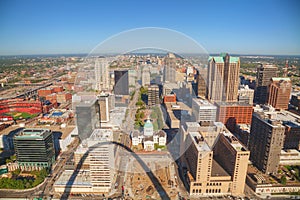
13, 128, 55, 169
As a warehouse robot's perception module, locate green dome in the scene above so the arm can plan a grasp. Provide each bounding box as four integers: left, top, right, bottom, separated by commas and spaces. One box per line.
144, 119, 153, 128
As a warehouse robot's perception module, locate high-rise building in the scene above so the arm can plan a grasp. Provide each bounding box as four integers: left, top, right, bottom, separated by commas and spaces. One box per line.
141, 65, 151, 86
238, 85, 254, 105
182, 124, 249, 196
215, 102, 253, 132
248, 112, 285, 174
14, 128, 55, 170
207, 53, 240, 102
95, 58, 110, 92
196, 70, 206, 98
268, 77, 292, 110
97, 93, 114, 123
291, 94, 300, 111
148, 84, 160, 106
192, 98, 217, 123
254, 64, 277, 104
213, 132, 250, 195
163, 55, 176, 83
73, 129, 115, 193
76, 99, 99, 140
114, 70, 129, 95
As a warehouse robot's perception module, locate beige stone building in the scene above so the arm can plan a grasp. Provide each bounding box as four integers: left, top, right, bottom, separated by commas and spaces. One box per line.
181, 122, 250, 197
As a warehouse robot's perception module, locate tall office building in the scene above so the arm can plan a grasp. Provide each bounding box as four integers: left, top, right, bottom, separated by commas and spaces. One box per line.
14, 128, 55, 170
182, 124, 249, 196
196, 70, 206, 98
254, 64, 278, 104
97, 93, 114, 123
238, 85, 254, 105
192, 98, 217, 123
114, 70, 129, 95
141, 65, 151, 86
215, 102, 253, 132
248, 112, 285, 174
268, 77, 292, 110
207, 53, 240, 102
163, 54, 176, 83
148, 84, 160, 106
95, 58, 110, 91
76, 99, 99, 140
73, 129, 115, 193
213, 132, 250, 195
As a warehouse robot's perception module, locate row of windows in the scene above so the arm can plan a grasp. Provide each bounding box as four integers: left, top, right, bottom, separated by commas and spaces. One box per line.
207, 182, 222, 186
192, 188, 222, 194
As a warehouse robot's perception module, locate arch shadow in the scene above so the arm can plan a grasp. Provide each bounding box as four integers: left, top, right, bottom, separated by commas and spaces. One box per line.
59, 141, 170, 200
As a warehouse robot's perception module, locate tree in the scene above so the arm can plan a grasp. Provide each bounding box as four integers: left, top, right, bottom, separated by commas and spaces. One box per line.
280, 175, 287, 185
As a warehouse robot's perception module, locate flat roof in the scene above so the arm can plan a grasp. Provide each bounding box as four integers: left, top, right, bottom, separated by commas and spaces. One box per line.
54, 170, 92, 187
190, 131, 211, 152
15, 128, 50, 139
215, 101, 252, 107
192, 98, 217, 109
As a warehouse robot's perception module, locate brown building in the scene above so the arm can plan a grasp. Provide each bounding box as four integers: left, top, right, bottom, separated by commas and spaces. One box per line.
56, 93, 72, 103
196, 70, 206, 99
215, 102, 253, 132
163, 94, 176, 103
254, 64, 278, 104
248, 112, 285, 174
207, 53, 240, 102
267, 77, 292, 110
147, 84, 160, 106
182, 124, 249, 197
38, 88, 55, 97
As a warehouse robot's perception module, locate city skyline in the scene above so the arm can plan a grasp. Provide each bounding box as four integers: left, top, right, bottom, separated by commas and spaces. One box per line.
0, 0, 300, 56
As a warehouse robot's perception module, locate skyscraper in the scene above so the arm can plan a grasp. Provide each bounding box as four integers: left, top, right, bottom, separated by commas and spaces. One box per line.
14, 128, 55, 170
248, 112, 285, 174
141, 65, 151, 86
76, 99, 99, 140
238, 85, 254, 105
196, 70, 206, 98
268, 77, 292, 110
97, 93, 114, 123
207, 53, 240, 102
147, 84, 160, 106
95, 58, 110, 92
114, 70, 129, 95
254, 64, 277, 104
182, 125, 249, 196
163, 54, 176, 83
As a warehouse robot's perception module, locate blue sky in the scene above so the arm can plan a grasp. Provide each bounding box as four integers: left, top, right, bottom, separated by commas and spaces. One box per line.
0, 0, 299, 55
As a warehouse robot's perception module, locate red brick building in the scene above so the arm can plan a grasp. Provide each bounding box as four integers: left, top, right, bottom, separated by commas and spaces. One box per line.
216, 102, 253, 132
164, 94, 176, 103
268, 77, 292, 110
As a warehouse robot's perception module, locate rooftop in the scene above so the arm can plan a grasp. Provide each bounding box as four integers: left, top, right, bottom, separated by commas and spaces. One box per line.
190, 131, 211, 152
192, 98, 217, 109
215, 101, 252, 107
15, 128, 50, 139
222, 131, 248, 152
54, 170, 91, 187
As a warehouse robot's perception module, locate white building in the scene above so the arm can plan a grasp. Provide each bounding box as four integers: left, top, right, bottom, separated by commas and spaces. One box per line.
95, 58, 110, 91
238, 85, 254, 105
144, 139, 154, 151
192, 98, 217, 122
141, 65, 151, 86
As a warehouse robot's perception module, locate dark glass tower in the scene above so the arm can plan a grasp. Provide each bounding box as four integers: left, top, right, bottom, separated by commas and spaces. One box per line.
14, 128, 55, 169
